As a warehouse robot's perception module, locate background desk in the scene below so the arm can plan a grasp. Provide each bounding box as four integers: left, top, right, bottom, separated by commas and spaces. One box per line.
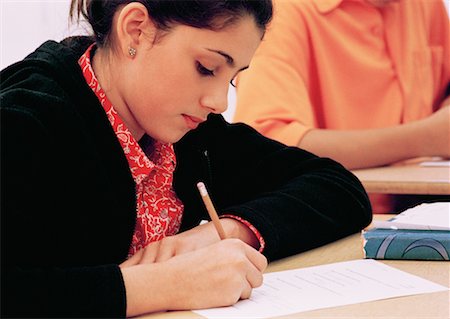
138, 215, 450, 319
352, 160, 450, 195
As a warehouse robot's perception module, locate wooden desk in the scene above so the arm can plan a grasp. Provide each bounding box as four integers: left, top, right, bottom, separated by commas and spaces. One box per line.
138, 215, 450, 319
352, 160, 450, 195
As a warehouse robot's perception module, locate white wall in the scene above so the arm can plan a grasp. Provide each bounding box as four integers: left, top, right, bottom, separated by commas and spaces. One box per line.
0, 0, 89, 69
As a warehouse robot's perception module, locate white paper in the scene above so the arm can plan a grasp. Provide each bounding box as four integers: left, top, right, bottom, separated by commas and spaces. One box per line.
194, 259, 448, 319
373, 202, 450, 231
420, 160, 450, 167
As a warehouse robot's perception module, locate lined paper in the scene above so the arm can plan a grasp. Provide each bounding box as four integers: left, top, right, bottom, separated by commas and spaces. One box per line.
194, 259, 448, 319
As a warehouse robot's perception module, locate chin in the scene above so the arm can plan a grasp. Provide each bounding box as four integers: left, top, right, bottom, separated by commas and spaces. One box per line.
154, 130, 188, 144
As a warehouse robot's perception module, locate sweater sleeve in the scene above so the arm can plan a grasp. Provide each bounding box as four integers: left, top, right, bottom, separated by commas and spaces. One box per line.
1, 103, 128, 317
225, 151, 373, 261
2, 264, 126, 318
182, 117, 373, 262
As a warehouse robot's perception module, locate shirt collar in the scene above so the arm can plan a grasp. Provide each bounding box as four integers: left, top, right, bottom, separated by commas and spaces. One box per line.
313, 0, 344, 14
314, 0, 369, 14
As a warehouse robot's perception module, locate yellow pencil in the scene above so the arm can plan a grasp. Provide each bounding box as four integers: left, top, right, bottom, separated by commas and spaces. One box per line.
197, 181, 227, 240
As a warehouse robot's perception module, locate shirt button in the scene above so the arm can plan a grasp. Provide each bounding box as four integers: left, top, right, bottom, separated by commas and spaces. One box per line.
160, 208, 168, 218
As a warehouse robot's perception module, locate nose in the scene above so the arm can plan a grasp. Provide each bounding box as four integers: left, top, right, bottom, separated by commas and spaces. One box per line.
200, 85, 228, 114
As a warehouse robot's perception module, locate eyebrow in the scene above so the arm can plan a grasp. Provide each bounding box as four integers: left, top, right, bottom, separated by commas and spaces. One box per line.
207, 49, 234, 66
206, 49, 249, 72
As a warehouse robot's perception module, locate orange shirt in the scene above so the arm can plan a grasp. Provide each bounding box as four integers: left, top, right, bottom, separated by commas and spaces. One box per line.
234, 0, 450, 213
235, 0, 449, 145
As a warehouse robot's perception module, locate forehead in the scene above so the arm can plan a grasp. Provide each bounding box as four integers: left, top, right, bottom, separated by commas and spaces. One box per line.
163, 16, 263, 65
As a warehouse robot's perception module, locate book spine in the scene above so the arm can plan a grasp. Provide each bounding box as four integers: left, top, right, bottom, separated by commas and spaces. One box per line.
362, 230, 450, 261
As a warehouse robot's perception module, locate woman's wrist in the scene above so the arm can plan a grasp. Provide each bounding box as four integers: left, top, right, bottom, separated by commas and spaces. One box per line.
220, 218, 260, 249
411, 116, 434, 157
121, 263, 170, 317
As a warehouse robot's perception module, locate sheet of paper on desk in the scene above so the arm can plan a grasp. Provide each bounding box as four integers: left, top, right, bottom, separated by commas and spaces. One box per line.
194, 259, 448, 319
373, 202, 450, 231
420, 160, 450, 167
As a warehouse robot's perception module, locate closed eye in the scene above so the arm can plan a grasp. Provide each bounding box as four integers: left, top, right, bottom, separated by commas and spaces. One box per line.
196, 62, 214, 76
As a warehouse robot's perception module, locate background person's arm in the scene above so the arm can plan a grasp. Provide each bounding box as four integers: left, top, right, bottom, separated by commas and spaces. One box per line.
300, 104, 450, 170
236, 0, 450, 170
234, 1, 313, 147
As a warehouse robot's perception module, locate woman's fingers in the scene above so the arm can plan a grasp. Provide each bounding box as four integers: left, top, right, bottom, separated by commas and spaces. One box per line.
241, 244, 266, 299
139, 240, 161, 264
119, 249, 143, 268
245, 263, 264, 290
244, 243, 268, 273
240, 281, 253, 300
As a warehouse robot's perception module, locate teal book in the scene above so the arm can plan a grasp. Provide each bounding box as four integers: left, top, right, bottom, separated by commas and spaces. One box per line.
362, 228, 450, 261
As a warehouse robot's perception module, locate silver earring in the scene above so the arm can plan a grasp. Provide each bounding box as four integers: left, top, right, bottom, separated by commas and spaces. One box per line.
128, 46, 136, 57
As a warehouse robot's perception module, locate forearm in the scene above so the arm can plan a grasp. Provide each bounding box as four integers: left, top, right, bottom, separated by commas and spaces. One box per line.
299, 120, 430, 170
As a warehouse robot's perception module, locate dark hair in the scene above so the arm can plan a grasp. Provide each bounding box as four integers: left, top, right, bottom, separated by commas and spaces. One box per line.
70, 0, 272, 47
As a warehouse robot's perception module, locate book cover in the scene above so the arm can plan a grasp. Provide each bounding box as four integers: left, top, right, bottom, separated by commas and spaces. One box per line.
362, 228, 450, 261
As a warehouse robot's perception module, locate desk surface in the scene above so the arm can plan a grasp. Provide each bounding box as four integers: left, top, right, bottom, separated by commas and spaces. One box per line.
138, 215, 450, 319
352, 159, 450, 195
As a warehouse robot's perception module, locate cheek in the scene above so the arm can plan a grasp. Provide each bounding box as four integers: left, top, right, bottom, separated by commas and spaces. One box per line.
129, 56, 201, 113
156, 70, 200, 106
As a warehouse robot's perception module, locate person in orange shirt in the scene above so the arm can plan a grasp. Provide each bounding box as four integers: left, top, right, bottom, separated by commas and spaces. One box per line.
234, 0, 450, 213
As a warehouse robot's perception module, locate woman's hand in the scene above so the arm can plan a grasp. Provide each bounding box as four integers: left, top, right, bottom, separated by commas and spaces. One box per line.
120, 217, 260, 267
121, 239, 268, 317
163, 239, 268, 309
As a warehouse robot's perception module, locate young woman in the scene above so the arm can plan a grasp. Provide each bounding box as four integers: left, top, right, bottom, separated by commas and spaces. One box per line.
1, 0, 372, 317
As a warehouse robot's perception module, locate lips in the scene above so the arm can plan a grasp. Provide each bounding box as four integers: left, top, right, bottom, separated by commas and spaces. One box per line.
183, 114, 205, 130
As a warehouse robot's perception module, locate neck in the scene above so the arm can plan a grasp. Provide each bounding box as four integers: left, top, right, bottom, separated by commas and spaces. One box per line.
91, 47, 144, 140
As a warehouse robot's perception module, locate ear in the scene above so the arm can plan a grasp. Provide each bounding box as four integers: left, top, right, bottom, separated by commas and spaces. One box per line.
115, 2, 157, 58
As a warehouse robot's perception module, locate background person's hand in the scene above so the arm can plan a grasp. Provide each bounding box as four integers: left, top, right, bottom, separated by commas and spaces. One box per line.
418, 105, 450, 158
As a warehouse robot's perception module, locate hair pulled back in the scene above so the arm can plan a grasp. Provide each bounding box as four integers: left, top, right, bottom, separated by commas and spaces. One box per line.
70, 0, 272, 47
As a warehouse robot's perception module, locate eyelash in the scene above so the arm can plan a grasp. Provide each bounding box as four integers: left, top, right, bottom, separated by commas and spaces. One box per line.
196, 62, 214, 76
196, 61, 237, 87
230, 76, 237, 88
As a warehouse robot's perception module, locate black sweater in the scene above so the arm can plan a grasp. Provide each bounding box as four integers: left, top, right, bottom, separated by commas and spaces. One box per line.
0, 37, 372, 318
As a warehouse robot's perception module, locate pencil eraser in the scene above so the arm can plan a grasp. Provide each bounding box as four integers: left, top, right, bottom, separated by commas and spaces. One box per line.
197, 182, 207, 196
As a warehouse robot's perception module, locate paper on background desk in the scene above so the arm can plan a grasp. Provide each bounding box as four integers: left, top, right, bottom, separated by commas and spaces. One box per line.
420, 160, 450, 167
372, 202, 450, 231
194, 259, 448, 319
